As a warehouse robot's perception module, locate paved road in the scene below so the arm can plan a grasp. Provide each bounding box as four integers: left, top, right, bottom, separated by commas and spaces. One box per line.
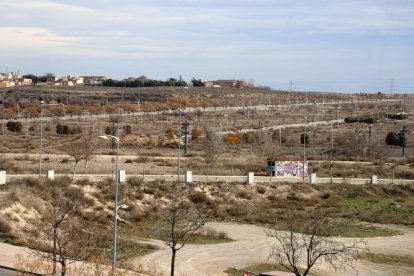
220, 119, 344, 135
133, 222, 414, 276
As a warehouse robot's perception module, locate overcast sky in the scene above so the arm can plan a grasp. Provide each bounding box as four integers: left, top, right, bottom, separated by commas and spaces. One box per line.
0, 0, 413, 92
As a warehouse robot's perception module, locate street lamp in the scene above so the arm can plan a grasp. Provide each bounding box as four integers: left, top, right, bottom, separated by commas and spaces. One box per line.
98, 134, 120, 270
117, 204, 128, 211
38, 100, 44, 176
303, 117, 307, 184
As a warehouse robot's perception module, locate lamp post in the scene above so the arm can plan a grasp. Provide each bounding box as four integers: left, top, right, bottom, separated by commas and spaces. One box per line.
303, 116, 307, 184
38, 100, 44, 176
98, 134, 120, 270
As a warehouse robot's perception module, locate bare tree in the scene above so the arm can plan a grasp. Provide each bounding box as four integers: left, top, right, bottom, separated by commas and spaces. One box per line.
62, 138, 84, 178
252, 129, 279, 163
324, 151, 335, 184
267, 209, 367, 276
157, 184, 206, 276
29, 185, 106, 275
80, 122, 99, 173
202, 129, 222, 177
251, 130, 273, 158
141, 155, 149, 179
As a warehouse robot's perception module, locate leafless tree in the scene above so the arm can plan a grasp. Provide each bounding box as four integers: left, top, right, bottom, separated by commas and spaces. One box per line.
62, 139, 84, 178
267, 209, 367, 276
141, 155, 149, 179
324, 151, 335, 184
202, 129, 222, 177
251, 129, 279, 162
28, 185, 106, 275
80, 122, 100, 173
251, 130, 272, 158
157, 184, 206, 276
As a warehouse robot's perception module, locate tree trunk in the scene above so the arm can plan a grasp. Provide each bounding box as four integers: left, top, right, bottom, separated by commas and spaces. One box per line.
170, 249, 177, 276
142, 162, 146, 179
52, 228, 57, 275
84, 159, 89, 173
329, 163, 333, 184
72, 161, 79, 179
61, 261, 66, 276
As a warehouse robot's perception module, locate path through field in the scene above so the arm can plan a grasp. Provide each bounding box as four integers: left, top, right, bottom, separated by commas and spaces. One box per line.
132, 222, 414, 276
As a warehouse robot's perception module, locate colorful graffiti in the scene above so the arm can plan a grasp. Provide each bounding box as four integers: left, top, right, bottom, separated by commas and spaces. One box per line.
274, 161, 307, 177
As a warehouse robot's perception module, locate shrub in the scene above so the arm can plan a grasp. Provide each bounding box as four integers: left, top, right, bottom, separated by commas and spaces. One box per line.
61, 157, 70, 163
385, 131, 404, 147
189, 191, 210, 204
105, 126, 112, 135
300, 133, 309, 144
238, 190, 252, 200
0, 217, 13, 238
387, 113, 408, 120
124, 125, 132, 134
70, 126, 82, 135
256, 185, 266, 194
129, 206, 145, 222
242, 132, 255, 143
6, 121, 22, 132
192, 128, 202, 141
56, 124, 71, 135
344, 115, 376, 124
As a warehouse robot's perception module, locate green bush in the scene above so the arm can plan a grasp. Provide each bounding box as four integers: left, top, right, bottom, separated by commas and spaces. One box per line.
6, 121, 22, 132
385, 131, 405, 147
344, 115, 376, 124
300, 133, 309, 144
387, 113, 408, 120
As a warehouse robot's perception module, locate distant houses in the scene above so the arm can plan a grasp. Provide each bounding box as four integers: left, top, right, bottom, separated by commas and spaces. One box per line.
0, 72, 32, 87
203, 79, 249, 88
0, 72, 109, 88
0, 71, 250, 89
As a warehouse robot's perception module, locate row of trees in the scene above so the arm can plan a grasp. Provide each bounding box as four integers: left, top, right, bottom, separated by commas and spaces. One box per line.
102, 78, 188, 87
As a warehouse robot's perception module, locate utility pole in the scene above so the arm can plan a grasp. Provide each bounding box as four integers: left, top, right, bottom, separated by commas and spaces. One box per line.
303, 117, 307, 184
401, 126, 407, 158
181, 121, 190, 156
331, 121, 334, 151
38, 100, 44, 176
368, 125, 372, 158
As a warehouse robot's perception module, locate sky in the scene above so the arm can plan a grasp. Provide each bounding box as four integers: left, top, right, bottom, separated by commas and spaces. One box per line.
0, 0, 413, 92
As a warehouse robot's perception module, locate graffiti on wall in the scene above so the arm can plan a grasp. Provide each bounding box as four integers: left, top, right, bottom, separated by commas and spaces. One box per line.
274, 161, 308, 177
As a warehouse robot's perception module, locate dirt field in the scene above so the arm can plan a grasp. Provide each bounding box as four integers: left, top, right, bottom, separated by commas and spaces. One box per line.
0, 87, 413, 275
133, 221, 414, 276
